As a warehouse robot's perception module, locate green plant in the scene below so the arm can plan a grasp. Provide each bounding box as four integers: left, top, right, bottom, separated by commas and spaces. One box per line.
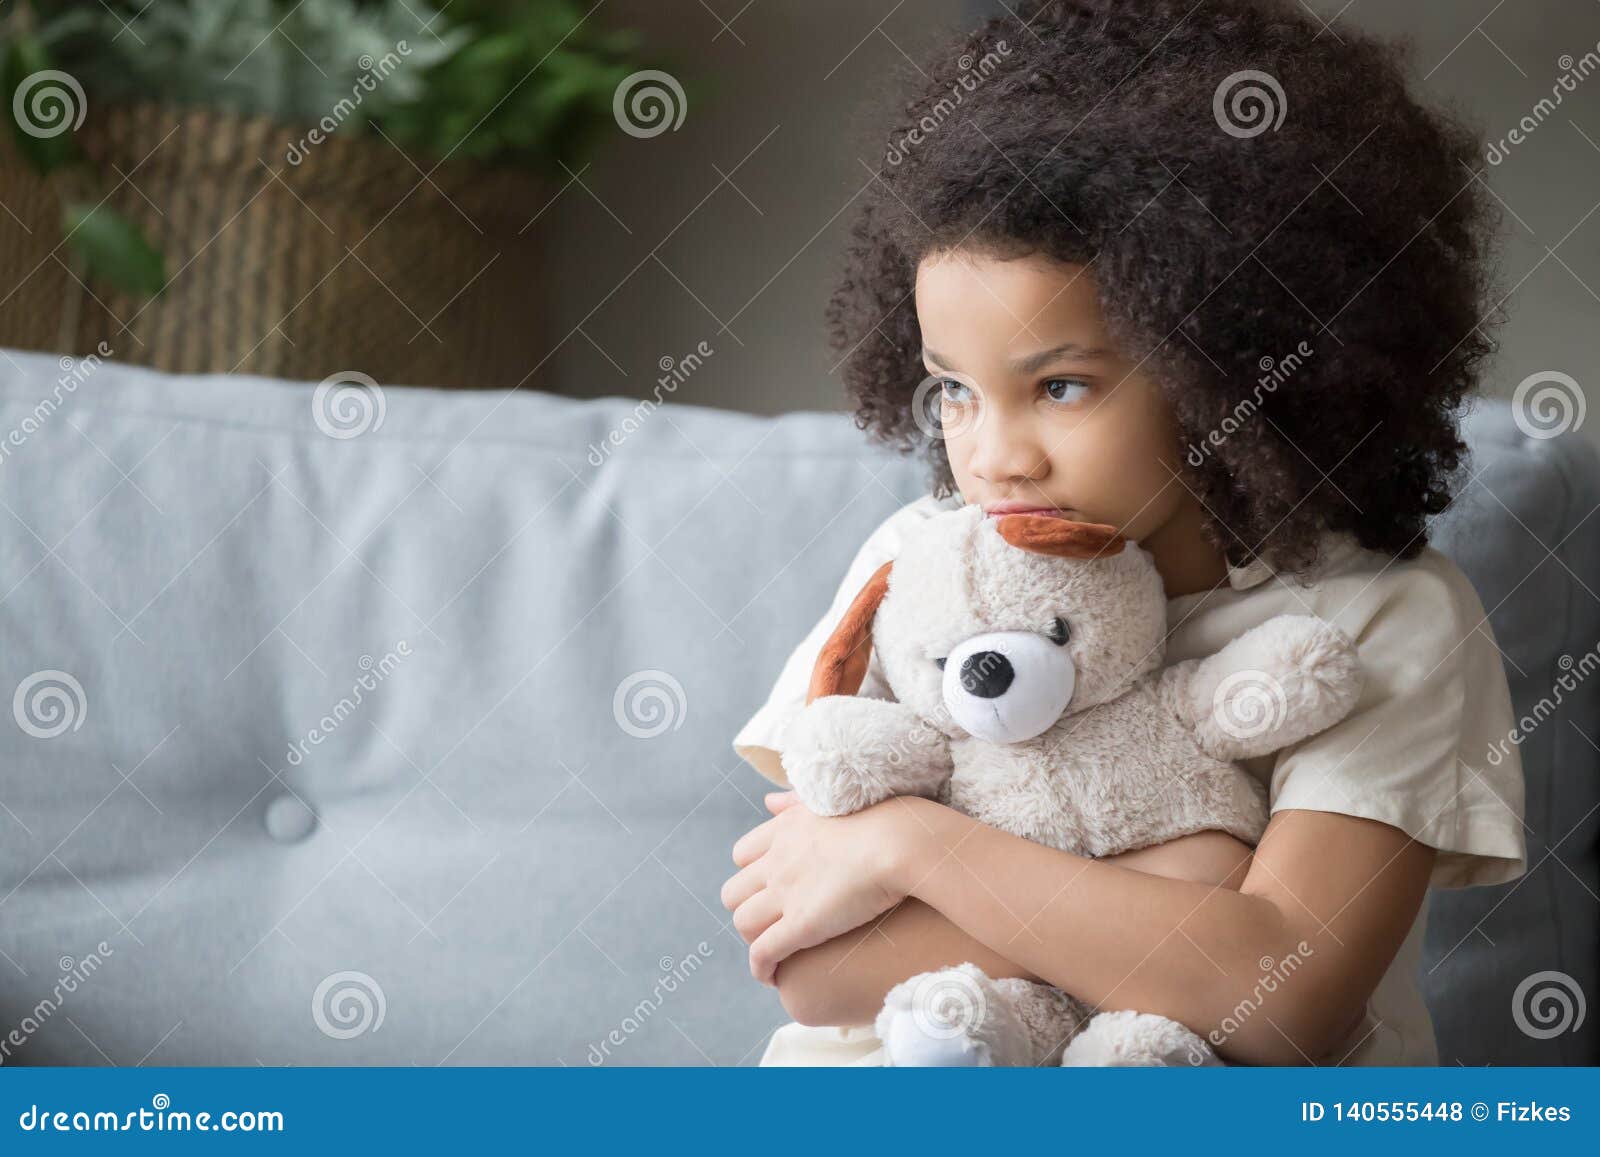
1, 0, 660, 296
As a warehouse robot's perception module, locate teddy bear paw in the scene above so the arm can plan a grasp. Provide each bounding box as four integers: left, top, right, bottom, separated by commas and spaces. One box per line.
1060, 1009, 1223, 1067
875, 963, 1032, 1067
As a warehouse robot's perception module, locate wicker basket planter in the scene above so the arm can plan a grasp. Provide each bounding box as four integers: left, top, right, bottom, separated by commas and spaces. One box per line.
0, 101, 547, 389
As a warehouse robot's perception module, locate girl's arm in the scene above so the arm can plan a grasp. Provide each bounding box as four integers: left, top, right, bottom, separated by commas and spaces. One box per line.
772, 825, 1254, 1028
733, 798, 1435, 1066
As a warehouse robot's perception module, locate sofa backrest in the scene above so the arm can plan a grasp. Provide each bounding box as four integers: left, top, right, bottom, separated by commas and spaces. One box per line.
1426, 405, 1600, 1065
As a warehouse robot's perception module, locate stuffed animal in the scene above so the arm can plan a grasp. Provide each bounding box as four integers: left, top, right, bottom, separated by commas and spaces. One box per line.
779, 504, 1363, 1066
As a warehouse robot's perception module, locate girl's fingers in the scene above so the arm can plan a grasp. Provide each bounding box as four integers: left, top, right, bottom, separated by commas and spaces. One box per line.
764, 790, 802, 815
749, 918, 804, 986
731, 888, 783, 945
731, 816, 778, 867
719, 862, 765, 912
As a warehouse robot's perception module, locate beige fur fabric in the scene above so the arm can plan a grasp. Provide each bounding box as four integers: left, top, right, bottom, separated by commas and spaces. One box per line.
781, 503, 1363, 1067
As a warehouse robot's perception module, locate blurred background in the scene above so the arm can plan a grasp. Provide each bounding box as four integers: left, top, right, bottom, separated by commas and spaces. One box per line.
0, 0, 1595, 423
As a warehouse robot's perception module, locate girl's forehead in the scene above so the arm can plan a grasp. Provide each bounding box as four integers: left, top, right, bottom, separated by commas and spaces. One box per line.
915, 250, 1110, 349
916, 248, 1093, 295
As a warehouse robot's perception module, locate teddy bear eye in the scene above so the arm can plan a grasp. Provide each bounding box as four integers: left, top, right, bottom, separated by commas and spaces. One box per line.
935, 656, 947, 670
1048, 616, 1071, 646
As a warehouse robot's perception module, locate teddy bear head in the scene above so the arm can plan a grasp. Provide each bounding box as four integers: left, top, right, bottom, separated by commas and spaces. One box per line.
807, 503, 1168, 744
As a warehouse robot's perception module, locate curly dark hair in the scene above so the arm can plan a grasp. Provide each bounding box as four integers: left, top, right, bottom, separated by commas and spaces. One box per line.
827, 0, 1500, 571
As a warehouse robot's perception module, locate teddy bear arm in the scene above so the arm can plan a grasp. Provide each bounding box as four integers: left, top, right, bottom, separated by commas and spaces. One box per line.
780, 696, 953, 816
1155, 615, 1364, 763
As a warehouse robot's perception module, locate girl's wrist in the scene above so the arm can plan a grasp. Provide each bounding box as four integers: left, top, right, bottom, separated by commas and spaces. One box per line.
876, 795, 966, 900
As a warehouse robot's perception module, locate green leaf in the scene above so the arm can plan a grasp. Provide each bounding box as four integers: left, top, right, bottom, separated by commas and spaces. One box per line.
3, 35, 82, 174
62, 203, 168, 297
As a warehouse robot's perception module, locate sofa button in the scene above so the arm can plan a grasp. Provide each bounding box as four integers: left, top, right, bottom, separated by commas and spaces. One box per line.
263, 793, 318, 843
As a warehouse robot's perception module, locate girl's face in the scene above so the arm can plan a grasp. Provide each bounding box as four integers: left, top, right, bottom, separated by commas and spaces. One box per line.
915, 249, 1198, 545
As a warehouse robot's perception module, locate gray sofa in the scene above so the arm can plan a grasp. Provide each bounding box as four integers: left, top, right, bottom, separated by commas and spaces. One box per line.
0, 348, 1593, 1065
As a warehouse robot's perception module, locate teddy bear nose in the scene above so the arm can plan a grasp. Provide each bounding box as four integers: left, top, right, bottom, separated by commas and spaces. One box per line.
960, 651, 1015, 699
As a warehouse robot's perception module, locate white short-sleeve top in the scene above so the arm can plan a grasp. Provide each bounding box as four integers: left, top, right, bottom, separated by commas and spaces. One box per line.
733, 493, 1528, 1067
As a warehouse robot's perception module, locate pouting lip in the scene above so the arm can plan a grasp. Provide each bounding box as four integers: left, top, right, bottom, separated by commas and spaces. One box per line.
982, 502, 1082, 520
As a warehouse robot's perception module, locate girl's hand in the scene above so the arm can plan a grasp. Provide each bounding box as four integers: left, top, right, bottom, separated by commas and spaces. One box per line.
720, 791, 919, 984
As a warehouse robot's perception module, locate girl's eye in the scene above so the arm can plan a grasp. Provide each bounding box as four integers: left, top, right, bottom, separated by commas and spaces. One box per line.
939, 378, 974, 405
1044, 378, 1090, 405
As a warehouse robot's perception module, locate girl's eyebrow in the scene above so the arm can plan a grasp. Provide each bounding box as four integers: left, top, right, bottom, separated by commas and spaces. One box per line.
922, 342, 1111, 373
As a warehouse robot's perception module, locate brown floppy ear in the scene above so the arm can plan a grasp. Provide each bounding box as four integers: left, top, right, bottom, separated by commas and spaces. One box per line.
805, 560, 893, 703
996, 514, 1126, 559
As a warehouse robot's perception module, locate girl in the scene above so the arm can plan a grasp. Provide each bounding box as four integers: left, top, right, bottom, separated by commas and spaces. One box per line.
722, 0, 1525, 1066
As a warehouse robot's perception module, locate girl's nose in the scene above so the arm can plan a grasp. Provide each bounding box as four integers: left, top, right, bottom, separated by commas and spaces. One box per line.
968, 411, 1048, 484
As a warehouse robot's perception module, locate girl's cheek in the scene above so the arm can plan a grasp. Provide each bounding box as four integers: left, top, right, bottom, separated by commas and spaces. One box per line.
945, 434, 977, 488
1065, 426, 1173, 525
